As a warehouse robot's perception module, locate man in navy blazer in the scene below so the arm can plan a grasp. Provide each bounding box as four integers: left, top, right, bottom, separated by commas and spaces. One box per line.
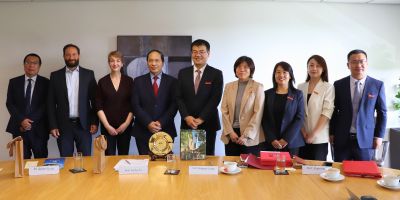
330, 49, 387, 162
176, 39, 223, 155
132, 49, 178, 155
48, 44, 98, 157
6, 53, 49, 159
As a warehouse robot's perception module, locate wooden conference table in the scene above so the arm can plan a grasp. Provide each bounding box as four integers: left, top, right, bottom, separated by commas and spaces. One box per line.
0, 156, 398, 200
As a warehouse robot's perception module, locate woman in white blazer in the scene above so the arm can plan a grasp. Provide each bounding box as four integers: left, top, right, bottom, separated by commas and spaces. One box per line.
221, 56, 265, 156
298, 55, 335, 161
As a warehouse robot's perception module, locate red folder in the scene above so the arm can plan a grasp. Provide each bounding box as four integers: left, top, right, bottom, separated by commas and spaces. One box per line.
240, 154, 274, 170
260, 151, 292, 167
342, 160, 381, 178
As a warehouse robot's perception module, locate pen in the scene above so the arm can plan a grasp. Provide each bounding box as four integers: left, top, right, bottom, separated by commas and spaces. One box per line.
125, 159, 131, 165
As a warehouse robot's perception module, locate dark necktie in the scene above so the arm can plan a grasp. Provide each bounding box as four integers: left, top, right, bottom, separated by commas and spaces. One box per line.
153, 76, 159, 97
25, 78, 32, 114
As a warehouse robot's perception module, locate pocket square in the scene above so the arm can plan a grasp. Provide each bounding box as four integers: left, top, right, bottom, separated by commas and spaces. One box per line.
205, 81, 212, 85
287, 96, 294, 101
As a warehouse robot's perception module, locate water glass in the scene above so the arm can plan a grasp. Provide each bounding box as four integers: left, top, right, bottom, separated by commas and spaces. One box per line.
166, 154, 178, 172
275, 154, 286, 174
73, 152, 84, 171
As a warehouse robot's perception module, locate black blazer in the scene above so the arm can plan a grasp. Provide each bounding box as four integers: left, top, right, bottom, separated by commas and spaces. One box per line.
261, 88, 305, 148
6, 75, 49, 138
176, 65, 223, 132
47, 66, 98, 131
132, 73, 178, 139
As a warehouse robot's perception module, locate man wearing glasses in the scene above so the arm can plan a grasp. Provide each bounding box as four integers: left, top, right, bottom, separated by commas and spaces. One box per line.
330, 49, 387, 161
176, 39, 223, 155
6, 53, 49, 159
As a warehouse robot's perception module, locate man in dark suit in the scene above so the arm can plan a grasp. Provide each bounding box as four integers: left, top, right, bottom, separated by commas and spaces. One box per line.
176, 39, 224, 155
330, 49, 387, 162
6, 53, 49, 159
48, 44, 98, 157
132, 49, 178, 155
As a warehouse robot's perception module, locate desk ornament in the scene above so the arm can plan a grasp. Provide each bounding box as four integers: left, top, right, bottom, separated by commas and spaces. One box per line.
149, 131, 174, 161
6, 136, 24, 178
93, 135, 107, 173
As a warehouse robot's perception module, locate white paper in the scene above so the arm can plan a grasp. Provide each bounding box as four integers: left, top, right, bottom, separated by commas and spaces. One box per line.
114, 159, 149, 174
189, 166, 219, 175
118, 165, 148, 175
25, 161, 38, 169
302, 165, 331, 175
29, 165, 59, 176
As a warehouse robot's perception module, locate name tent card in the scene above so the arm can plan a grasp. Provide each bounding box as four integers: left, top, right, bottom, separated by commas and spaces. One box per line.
189, 166, 218, 175
29, 166, 60, 176
302, 165, 331, 175
114, 159, 149, 175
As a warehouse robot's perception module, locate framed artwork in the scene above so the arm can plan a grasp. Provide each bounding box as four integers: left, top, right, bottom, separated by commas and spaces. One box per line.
117, 35, 192, 79
180, 129, 206, 160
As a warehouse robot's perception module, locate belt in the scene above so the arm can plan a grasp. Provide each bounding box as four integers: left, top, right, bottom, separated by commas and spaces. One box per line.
69, 117, 80, 123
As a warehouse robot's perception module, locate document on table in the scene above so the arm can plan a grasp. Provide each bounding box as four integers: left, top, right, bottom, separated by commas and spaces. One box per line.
113, 159, 149, 171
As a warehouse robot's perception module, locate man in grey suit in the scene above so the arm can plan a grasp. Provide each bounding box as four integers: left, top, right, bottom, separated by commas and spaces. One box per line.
48, 44, 98, 157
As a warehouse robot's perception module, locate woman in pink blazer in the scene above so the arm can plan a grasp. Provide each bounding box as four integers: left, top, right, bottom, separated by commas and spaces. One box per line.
220, 56, 265, 156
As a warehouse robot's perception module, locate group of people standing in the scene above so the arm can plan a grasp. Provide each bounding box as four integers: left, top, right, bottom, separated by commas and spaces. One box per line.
6, 39, 387, 163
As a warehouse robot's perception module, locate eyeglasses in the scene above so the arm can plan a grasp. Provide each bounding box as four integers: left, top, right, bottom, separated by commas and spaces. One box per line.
192, 51, 208, 56
349, 60, 367, 65
24, 61, 40, 65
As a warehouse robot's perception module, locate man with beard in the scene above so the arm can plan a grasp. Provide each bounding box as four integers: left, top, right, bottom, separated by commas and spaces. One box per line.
48, 44, 98, 157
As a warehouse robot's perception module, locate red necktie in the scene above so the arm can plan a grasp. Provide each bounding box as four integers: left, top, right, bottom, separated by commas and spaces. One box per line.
153, 76, 159, 97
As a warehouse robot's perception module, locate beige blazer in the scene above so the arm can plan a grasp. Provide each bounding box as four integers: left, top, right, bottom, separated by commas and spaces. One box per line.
220, 79, 265, 146
298, 80, 335, 144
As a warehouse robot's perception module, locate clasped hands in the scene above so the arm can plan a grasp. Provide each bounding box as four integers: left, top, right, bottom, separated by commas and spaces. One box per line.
271, 139, 288, 150
229, 132, 247, 145
184, 116, 204, 130
147, 121, 162, 133
20, 118, 33, 132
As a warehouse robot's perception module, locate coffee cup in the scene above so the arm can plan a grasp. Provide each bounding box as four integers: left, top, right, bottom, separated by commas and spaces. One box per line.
383, 175, 400, 187
223, 161, 238, 172
325, 168, 340, 179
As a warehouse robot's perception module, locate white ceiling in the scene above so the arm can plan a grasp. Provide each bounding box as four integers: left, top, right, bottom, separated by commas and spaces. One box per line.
1, 0, 400, 4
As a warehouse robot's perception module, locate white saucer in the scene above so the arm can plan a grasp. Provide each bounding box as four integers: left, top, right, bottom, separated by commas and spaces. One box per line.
219, 167, 241, 175
320, 172, 345, 182
377, 179, 400, 190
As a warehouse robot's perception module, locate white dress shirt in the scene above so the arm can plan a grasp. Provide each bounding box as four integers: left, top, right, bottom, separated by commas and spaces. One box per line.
66, 66, 80, 118
24, 75, 37, 104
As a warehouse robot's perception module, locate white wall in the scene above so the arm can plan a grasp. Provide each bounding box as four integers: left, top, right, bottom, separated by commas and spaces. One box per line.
0, 1, 399, 161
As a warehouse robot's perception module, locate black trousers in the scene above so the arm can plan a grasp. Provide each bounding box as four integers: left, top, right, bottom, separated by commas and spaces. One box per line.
101, 125, 131, 155
206, 130, 217, 155
299, 143, 328, 161
224, 128, 260, 156
57, 120, 92, 157
14, 130, 48, 159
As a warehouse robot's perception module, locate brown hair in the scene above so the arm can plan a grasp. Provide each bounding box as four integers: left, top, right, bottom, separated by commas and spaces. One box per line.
108, 51, 123, 62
